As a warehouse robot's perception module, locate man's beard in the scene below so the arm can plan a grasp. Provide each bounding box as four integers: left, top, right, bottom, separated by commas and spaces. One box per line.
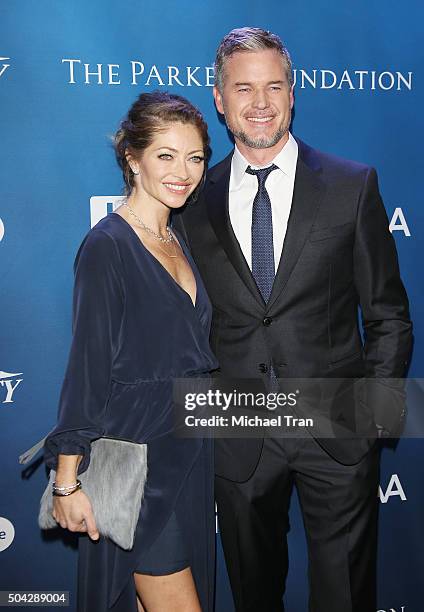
226, 116, 290, 149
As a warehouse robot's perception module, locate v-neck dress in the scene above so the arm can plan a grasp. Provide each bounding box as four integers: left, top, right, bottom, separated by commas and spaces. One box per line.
44, 213, 219, 611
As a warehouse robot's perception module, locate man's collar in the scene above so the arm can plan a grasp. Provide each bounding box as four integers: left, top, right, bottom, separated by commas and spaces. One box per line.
231, 132, 298, 188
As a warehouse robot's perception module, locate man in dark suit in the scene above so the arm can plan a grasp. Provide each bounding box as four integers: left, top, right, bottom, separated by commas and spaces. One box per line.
175, 27, 412, 612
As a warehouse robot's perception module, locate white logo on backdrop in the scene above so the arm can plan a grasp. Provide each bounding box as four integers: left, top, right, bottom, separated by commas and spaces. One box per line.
389, 207, 411, 236
62, 58, 413, 91
0, 371, 23, 404
377, 607, 406, 612
293, 69, 412, 91
378, 474, 407, 504
0, 517, 15, 552
90, 199, 411, 240
0, 218, 4, 242
0, 57, 10, 79
62, 59, 215, 87
89, 196, 123, 228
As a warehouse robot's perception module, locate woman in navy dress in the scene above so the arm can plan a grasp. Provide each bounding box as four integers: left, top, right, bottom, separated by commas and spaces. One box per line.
44, 92, 218, 611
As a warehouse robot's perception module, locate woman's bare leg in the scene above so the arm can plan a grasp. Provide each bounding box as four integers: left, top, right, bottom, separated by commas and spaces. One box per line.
136, 594, 145, 612
133, 567, 201, 612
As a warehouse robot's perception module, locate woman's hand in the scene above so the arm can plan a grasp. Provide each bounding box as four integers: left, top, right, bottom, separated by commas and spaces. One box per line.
52, 489, 100, 541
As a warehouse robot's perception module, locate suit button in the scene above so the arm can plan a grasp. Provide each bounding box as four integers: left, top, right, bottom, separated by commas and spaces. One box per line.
259, 363, 268, 373
263, 317, 273, 326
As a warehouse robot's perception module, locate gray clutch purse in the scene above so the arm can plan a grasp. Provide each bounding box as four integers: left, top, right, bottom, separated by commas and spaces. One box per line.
38, 437, 147, 550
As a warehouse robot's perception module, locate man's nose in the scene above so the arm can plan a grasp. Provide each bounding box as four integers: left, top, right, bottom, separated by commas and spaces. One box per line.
252, 89, 269, 110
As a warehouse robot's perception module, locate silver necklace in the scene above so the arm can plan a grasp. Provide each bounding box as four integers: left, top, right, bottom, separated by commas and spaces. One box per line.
123, 202, 174, 244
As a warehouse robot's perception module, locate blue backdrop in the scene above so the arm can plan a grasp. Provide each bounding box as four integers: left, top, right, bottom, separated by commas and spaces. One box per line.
1, 2, 422, 611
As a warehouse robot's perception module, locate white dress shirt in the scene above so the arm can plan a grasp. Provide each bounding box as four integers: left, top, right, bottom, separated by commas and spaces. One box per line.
228, 132, 298, 272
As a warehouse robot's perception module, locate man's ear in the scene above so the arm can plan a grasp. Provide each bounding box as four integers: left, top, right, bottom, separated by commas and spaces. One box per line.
289, 84, 295, 110
213, 86, 225, 115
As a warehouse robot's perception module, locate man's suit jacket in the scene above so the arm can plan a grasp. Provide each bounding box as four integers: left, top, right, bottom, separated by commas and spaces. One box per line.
174, 138, 413, 481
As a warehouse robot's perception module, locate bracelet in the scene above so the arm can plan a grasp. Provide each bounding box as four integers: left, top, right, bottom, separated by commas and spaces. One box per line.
52, 481, 79, 492
52, 480, 82, 497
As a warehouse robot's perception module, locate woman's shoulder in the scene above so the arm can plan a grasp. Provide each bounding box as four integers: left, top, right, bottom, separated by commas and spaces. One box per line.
90, 212, 129, 240
82, 213, 131, 249
75, 214, 128, 270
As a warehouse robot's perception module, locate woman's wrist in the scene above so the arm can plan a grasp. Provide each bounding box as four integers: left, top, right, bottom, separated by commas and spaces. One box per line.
55, 453, 82, 485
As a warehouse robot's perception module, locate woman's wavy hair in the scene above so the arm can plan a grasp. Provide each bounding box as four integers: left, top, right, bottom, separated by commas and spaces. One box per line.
114, 90, 210, 200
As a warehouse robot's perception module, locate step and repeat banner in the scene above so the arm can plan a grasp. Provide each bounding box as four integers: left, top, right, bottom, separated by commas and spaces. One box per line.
1, 2, 423, 611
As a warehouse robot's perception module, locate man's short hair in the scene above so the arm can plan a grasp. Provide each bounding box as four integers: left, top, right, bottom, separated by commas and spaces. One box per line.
214, 27, 293, 92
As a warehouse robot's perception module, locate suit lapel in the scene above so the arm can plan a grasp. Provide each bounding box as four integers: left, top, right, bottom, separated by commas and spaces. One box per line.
267, 142, 326, 310
205, 140, 325, 310
206, 156, 265, 307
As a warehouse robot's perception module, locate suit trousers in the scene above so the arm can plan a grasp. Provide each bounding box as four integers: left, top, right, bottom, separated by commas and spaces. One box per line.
215, 434, 380, 612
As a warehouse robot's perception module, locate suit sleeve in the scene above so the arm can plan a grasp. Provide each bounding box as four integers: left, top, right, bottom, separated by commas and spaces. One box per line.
353, 167, 413, 432
44, 229, 125, 473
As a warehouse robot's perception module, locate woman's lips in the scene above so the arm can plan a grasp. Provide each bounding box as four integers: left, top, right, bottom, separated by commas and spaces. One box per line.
163, 182, 190, 193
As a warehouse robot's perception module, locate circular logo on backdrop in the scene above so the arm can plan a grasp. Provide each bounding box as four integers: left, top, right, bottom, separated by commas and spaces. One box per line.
0, 218, 4, 242
0, 517, 15, 552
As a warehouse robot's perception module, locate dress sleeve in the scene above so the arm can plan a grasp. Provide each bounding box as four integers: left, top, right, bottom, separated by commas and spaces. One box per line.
44, 228, 125, 474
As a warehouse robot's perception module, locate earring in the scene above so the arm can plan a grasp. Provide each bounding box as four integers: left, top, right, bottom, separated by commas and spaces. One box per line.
131, 166, 139, 175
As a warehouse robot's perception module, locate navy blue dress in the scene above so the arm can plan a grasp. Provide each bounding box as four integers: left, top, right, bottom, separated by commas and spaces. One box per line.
44, 213, 218, 611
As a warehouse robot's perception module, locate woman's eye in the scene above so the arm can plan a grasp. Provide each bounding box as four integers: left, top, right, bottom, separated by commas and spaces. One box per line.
158, 153, 173, 160
190, 156, 205, 163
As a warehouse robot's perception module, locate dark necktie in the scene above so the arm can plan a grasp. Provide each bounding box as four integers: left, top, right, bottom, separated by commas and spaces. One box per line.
246, 164, 278, 302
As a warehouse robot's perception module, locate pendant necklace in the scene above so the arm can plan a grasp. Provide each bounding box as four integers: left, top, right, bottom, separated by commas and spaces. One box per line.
123, 201, 179, 258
